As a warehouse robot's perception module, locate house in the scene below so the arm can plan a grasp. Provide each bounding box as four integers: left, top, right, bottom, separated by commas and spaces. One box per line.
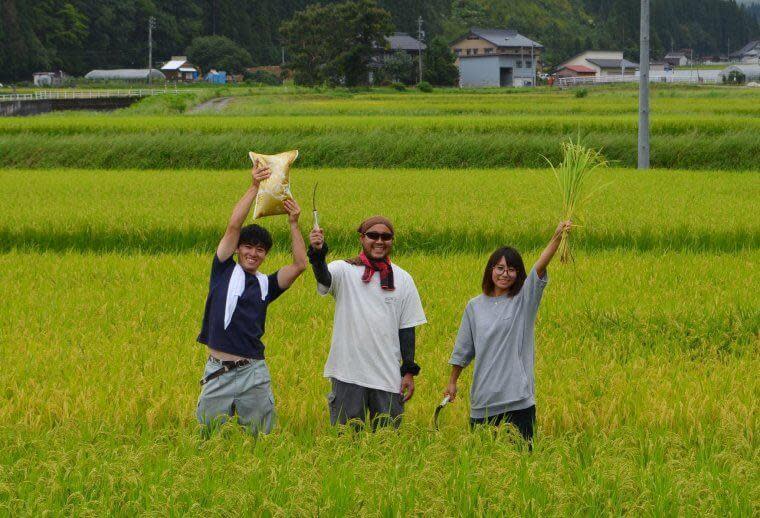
730, 41, 760, 64
449, 28, 543, 87
33, 70, 68, 86
369, 32, 426, 84
386, 32, 426, 56
84, 69, 165, 82
160, 56, 199, 81
664, 52, 689, 67
557, 51, 638, 78
373, 33, 426, 66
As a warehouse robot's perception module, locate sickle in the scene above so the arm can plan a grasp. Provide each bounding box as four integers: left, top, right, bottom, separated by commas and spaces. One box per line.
433, 395, 451, 430
312, 182, 320, 230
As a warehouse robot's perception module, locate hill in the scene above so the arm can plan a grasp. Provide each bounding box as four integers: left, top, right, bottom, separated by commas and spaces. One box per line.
1, 0, 758, 82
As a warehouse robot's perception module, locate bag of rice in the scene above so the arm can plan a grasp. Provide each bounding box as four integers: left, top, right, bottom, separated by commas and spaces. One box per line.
249, 150, 299, 219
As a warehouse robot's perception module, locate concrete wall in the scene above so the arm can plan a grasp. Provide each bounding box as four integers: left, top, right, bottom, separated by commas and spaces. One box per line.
459, 55, 535, 87
0, 97, 139, 117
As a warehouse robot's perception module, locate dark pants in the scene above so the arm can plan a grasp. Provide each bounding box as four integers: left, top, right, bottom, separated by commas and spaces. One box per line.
328, 378, 404, 430
470, 405, 536, 442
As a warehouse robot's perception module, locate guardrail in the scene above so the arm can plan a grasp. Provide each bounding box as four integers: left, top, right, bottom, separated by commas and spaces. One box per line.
0, 88, 179, 102
557, 74, 721, 88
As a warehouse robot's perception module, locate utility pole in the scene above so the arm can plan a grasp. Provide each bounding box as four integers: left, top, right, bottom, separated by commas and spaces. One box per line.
638, 0, 650, 170
148, 16, 156, 85
417, 16, 424, 84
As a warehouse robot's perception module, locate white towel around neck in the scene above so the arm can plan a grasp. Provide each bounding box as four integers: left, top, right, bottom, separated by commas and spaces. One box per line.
224, 264, 269, 329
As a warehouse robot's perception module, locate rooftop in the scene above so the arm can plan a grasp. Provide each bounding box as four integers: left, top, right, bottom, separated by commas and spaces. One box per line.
731, 40, 760, 57
561, 65, 596, 73
161, 57, 195, 71
587, 58, 639, 69
454, 28, 543, 49
387, 32, 426, 51
84, 69, 166, 80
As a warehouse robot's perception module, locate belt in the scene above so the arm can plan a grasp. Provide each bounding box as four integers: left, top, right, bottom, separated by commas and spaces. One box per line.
200, 356, 253, 385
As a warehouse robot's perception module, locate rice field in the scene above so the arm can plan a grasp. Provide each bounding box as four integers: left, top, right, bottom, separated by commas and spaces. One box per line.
2, 85, 759, 170
1, 86, 759, 515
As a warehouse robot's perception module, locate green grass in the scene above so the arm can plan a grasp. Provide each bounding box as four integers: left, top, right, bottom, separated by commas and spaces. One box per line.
1, 86, 758, 514
1, 168, 758, 254
1, 246, 757, 514
1, 86, 759, 170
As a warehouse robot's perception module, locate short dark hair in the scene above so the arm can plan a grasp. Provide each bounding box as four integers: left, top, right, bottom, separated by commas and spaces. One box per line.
237, 224, 273, 251
481, 246, 527, 297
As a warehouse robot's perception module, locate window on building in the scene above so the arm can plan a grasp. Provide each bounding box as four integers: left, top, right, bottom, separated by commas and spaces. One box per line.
485, 48, 493, 54
526, 60, 532, 67
472, 49, 478, 55
466, 49, 472, 56
517, 60, 522, 67
455, 48, 461, 55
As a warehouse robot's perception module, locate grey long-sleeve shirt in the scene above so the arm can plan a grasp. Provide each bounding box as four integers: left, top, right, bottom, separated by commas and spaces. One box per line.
449, 268, 548, 418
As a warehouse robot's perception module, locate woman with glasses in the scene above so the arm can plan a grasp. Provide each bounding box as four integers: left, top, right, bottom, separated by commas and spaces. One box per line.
442, 220, 572, 444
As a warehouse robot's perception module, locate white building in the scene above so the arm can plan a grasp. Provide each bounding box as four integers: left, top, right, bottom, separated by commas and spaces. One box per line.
160, 56, 199, 81
664, 52, 689, 67
731, 41, 760, 64
450, 28, 543, 87
84, 69, 166, 82
557, 51, 638, 77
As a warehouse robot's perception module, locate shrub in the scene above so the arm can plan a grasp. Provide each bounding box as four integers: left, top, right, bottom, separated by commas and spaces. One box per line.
244, 70, 282, 86
417, 81, 433, 93
392, 82, 406, 91
723, 71, 746, 85
575, 88, 589, 98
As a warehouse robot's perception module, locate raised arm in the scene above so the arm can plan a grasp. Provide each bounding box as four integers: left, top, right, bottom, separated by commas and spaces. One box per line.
276, 199, 308, 290
308, 227, 332, 288
534, 220, 572, 278
216, 163, 271, 261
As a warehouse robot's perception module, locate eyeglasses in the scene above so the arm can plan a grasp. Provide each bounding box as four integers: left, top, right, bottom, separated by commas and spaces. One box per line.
493, 265, 517, 276
363, 231, 394, 242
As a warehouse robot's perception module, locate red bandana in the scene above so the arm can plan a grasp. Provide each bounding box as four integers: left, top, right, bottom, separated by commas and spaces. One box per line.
354, 251, 395, 291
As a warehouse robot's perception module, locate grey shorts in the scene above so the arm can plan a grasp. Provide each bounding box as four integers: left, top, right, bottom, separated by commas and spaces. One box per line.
196, 357, 276, 435
327, 378, 404, 430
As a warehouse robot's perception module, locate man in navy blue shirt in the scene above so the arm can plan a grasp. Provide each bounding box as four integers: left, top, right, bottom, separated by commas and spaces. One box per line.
196, 162, 307, 434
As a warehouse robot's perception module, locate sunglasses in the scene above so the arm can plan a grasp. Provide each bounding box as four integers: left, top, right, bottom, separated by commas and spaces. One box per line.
362, 231, 394, 241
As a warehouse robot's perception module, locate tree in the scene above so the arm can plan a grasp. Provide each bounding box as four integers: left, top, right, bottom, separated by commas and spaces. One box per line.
382, 50, 416, 84
281, 0, 393, 86
185, 35, 252, 74
423, 36, 458, 86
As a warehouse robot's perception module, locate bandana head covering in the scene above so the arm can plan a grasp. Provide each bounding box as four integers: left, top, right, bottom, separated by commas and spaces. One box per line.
345, 215, 395, 290
357, 216, 394, 235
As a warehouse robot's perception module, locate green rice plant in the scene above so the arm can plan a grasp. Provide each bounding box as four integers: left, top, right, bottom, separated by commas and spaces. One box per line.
545, 139, 609, 263
1, 86, 758, 170
0, 160, 758, 514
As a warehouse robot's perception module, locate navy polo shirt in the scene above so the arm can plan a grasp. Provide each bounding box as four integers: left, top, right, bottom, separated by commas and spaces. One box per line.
197, 254, 286, 359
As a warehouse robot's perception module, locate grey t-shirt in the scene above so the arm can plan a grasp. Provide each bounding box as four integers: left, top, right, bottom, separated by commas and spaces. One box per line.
449, 267, 548, 418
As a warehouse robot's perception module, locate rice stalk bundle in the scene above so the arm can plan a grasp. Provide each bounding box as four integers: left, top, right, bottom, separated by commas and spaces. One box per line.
545, 139, 608, 263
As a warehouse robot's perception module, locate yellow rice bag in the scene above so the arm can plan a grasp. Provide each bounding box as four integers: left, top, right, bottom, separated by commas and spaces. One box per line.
249, 150, 298, 219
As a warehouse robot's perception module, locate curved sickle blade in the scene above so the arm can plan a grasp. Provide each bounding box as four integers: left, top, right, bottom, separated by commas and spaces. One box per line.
312, 182, 320, 230
433, 395, 451, 430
